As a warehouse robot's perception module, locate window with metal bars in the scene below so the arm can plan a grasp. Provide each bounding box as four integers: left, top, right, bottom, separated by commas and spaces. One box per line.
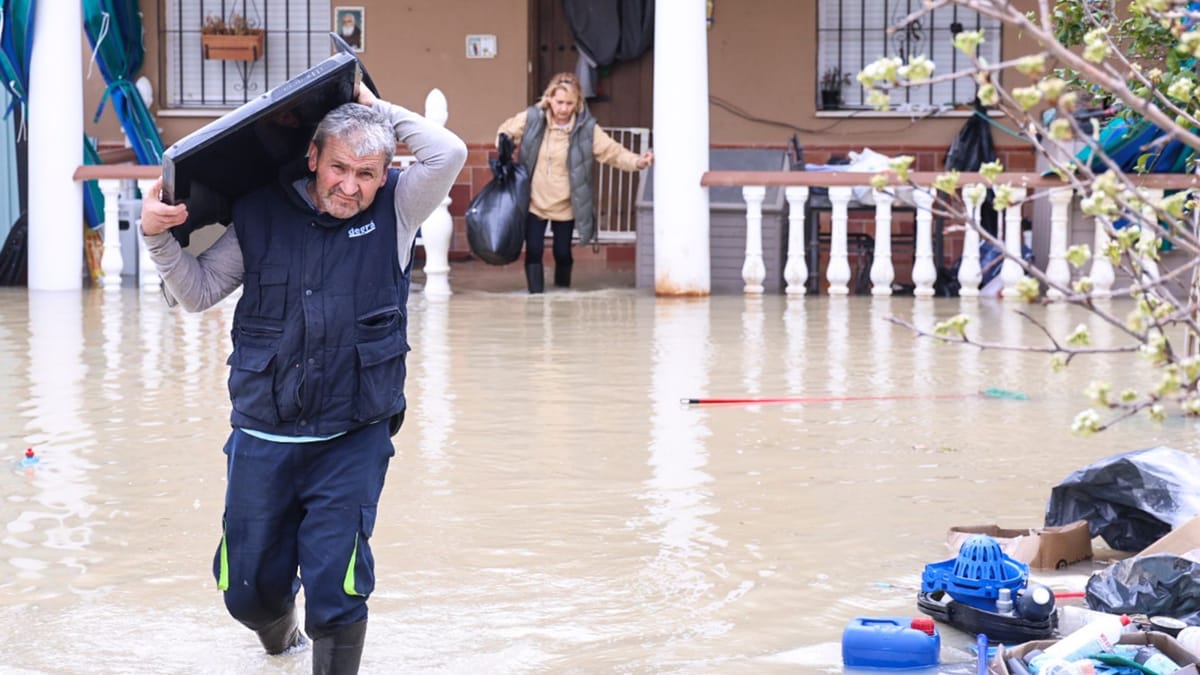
162, 0, 332, 109
817, 1, 1002, 112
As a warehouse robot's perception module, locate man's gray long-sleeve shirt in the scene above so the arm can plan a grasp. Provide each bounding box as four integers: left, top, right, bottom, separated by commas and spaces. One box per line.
142, 101, 468, 312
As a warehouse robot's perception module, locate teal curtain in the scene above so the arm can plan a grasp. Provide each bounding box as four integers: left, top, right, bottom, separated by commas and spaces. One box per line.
0, 88, 17, 245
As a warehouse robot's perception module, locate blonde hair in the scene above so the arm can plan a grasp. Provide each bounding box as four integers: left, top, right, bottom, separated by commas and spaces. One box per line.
536, 72, 584, 115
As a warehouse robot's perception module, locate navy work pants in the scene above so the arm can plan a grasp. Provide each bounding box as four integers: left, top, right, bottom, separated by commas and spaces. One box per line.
213, 422, 394, 640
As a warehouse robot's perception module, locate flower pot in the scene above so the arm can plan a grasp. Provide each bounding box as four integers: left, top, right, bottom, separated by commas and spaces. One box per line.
202, 30, 265, 61
821, 90, 842, 110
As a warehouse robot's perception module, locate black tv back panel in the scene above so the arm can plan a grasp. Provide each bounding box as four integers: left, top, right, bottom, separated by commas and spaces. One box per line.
159, 53, 361, 243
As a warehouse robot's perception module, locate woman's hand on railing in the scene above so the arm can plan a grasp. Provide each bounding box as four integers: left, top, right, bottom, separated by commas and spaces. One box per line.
140, 177, 190, 236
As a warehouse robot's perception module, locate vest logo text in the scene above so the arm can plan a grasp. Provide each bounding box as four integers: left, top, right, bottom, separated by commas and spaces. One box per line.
348, 222, 377, 239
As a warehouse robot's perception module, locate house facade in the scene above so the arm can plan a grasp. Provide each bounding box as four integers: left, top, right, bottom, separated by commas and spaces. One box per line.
55, 1, 1039, 288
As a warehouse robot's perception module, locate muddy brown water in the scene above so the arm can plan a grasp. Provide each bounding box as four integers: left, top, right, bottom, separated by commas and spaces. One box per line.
1, 287, 1193, 674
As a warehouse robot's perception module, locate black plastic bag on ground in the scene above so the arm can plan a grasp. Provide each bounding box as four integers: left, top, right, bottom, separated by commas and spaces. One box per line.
466, 133, 529, 265
1044, 446, 1200, 551
1085, 553, 1200, 624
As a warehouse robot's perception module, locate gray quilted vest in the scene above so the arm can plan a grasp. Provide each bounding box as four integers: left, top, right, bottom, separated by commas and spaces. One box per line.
518, 105, 598, 244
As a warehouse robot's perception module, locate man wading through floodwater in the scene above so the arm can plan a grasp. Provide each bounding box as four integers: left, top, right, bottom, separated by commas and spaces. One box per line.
139, 83, 467, 673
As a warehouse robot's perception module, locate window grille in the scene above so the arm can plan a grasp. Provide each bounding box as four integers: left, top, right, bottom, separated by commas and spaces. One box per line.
162, 0, 332, 109
817, 1, 1002, 112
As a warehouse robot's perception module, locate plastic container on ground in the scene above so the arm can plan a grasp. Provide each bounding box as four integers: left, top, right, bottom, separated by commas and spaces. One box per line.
1030, 613, 1129, 670
1177, 626, 1200, 658
920, 534, 1027, 611
842, 616, 940, 670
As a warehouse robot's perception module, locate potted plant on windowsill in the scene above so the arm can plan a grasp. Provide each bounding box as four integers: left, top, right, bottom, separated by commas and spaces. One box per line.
201, 13, 264, 61
820, 66, 852, 110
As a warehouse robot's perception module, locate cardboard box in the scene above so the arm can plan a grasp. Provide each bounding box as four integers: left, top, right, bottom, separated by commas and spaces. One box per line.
947, 520, 1093, 570
1140, 514, 1200, 558
989, 631, 1200, 675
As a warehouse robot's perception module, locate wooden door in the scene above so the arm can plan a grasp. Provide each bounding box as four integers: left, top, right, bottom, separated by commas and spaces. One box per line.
530, 0, 653, 129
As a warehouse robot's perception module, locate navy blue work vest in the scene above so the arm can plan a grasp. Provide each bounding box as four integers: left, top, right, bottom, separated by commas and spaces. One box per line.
226, 168, 411, 437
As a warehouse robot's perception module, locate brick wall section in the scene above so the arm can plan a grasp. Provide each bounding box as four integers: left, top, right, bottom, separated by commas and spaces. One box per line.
440, 142, 1036, 274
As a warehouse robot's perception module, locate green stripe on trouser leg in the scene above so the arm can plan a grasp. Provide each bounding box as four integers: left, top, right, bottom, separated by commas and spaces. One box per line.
218, 534, 230, 591
343, 532, 365, 597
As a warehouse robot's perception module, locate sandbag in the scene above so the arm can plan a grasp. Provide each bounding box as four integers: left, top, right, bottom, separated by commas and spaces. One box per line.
466, 133, 529, 265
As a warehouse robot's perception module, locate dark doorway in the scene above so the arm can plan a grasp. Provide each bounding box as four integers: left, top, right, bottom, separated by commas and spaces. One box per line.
530, 0, 653, 129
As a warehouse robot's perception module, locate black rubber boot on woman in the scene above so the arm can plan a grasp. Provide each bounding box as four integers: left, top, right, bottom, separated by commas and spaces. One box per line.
255, 608, 308, 655
525, 263, 544, 294
312, 620, 367, 674
553, 261, 572, 288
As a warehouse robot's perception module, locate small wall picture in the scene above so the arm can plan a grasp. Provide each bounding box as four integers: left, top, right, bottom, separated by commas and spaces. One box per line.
334, 7, 365, 52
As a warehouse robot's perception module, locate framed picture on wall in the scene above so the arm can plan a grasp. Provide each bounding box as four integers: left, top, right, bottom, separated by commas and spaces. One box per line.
334, 7, 365, 52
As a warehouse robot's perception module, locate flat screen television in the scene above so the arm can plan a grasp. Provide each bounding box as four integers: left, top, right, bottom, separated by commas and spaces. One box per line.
160, 51, 362, 244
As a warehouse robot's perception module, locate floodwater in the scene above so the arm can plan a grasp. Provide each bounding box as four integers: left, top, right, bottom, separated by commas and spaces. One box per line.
0, 285, 1196, 675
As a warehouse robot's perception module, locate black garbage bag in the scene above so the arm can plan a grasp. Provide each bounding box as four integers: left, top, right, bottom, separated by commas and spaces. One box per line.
466, 133, 530, 266
1045, 446, 1200, 552
945, 100, 996, 172
0, 212, 29, 286
1085, 553, 1200, 624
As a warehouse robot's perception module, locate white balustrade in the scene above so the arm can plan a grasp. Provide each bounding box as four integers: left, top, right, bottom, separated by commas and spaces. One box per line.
869, 189, 895, 296
1000, 187, 1028, 299
912, 189, 937, 297
1045, 187, 1074, 299
1091, 215, 1116, 293
136, 178, 161, 292
740, 185, 766, 294
958, 184, 984, 297
826, 186, 854, 295
419, 88, 454, 297
1138, 188, 1164, 284
99, 179, 124, 291
782, 186, 809, 295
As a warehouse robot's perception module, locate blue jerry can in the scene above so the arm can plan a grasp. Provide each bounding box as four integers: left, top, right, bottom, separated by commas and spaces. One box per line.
842, 616, 940, 670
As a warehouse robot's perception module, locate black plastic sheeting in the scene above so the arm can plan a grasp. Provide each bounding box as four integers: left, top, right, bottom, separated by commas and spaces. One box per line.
465, 133, 529, 265
563, 0, 653, 67
1086, 553, 1200, 624
1045, 446, 1200, 552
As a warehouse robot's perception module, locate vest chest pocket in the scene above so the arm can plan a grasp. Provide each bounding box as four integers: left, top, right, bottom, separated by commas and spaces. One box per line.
354, 330, 409, 423
248, 266, 288, 320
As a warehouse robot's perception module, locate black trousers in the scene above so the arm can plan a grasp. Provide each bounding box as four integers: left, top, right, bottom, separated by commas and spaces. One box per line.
524, 213, 574, 268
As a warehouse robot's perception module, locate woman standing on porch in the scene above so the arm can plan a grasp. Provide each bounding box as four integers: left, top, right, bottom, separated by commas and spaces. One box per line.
496, 72, 653, 293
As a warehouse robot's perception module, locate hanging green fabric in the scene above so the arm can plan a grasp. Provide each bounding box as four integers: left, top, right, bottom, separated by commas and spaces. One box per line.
82, 140, 104, 230
83, 0, 164, 164
0, 0, 35, 119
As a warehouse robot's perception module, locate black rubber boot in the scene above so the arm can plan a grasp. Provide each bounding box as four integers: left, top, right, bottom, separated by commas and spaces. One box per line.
553, 261, 573, 288
256, 608, 308, 655
312, 620, 367, 675
525, 263, 544, 294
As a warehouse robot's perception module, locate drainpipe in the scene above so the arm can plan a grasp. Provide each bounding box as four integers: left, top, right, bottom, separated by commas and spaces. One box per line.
27, 1, 84, 290
652, 0, 710, 296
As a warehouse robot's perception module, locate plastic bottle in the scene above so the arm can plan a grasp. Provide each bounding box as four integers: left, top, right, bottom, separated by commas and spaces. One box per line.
1177, 626, 1200, 657
996, 588, 1014, 615
1017, 584, 1055, 621
1055, 606, 1131, 637
1031, 613, 1129, 668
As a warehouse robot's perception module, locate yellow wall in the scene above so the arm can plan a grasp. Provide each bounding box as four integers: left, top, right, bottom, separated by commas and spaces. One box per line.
84, 1, 1038, 150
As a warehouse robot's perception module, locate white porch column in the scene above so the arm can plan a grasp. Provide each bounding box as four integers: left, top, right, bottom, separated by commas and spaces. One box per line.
958, 185, 984, 297
740, 186, 766, 294
783, 186, 809, 295
1045, 187, 1074, 299
1001, 187, 1027, 299
420, 88, 454, 297
28, 2, 84, 290
826, 186, 853, 295
869, 189, 895, 296
912, 189, 937, 297
1138, 189, 1164, 283
653, 0, 710, 295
